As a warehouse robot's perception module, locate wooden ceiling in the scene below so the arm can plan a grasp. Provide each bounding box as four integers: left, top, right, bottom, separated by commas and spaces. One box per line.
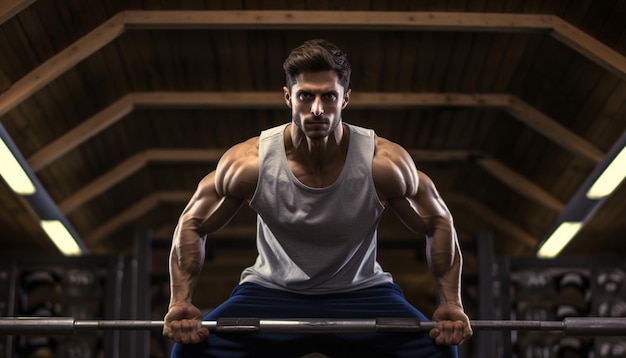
1, 0, 626, 311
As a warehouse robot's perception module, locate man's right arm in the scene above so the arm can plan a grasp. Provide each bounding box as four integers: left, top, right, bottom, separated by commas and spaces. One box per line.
169, 171, 245, 307
164, 139, 258, 344
163, 171, 245, 344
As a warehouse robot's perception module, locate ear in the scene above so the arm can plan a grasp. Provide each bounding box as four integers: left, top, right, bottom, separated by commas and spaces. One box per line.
341, 89, 351, 109
283, 86, 292, 108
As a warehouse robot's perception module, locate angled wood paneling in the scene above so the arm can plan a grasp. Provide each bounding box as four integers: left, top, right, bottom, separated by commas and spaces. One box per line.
3, 11, 625, 118
27, 92, 603, 171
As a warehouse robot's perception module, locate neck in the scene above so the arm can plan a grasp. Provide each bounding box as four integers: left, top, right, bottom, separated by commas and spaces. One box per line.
289, 123, 346, 166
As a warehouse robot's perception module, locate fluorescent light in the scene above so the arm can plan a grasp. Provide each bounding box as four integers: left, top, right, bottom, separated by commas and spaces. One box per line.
537, 221, 582, 258
0, 137, 36, 195
41, 220, 83, 256
587, 145, 626, 199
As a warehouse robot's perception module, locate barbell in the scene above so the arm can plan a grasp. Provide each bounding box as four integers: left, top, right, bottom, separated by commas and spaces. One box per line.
0, 317, 625, 336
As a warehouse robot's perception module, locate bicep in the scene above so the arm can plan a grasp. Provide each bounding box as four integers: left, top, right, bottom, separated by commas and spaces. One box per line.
374, 139, 453, 234
388, 171, 453, 235
177, 172, 244, 237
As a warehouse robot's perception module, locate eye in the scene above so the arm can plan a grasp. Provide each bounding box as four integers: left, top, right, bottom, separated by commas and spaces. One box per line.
298, 92, 313, 101
323, 93, 338, 101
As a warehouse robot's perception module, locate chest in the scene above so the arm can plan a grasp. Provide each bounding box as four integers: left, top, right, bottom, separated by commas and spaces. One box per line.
287, 159, 345, 188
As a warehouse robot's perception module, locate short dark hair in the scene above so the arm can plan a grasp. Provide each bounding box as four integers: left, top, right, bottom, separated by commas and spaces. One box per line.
283, 39, 351, 91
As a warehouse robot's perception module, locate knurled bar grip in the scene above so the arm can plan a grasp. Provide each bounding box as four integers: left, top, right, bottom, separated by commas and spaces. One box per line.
0, 317, 625, 336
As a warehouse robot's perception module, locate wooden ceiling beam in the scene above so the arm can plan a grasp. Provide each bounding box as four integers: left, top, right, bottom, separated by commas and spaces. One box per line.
58, 151, 147, 214
58, 148, 475, 214
477, 158, 564, 212
444, 193, 538, 252
506, 98, 603, 164
550, 17, 626, 82
89, 190, 538, 252
85, 190, 190, 246
27, 92, 602, 171
0, 12, 125, 117
123, 10, 553, 31
132, 91, 284, 108
29, 94, 135, 171
3, 10, 625, 118
58, 148, 225, 214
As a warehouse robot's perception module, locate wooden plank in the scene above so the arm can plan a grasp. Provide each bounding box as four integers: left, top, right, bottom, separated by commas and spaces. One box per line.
507, 97, 604, 164
88, 190, 539, 252
120, 10, 618, 82
25, 92, 507, 171
27, 91, 601, 171
118, 10, 621, 83
58, 147, 470, 215
351, 92, 512, 108
27, 94, 134, 170
477, 157, 564, 212
0, 12, 125, 117
59, 150, 549, 250
380, 32, 403, 92
445, 193, 538, 251
123, 10, 554, 31
3, 10, 623, 121
85, 191, 191, 245
0, 10, 41, 83
133, 91, 283, 107
491, 35, 530, 92
58, 152, 147, 214
442, 32, 474, 91
0, 0, 36, 24
58, 148, 225, 214
551, 16, 626, 81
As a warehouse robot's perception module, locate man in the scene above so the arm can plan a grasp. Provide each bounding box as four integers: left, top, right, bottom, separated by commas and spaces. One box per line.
164, 39, 472, 357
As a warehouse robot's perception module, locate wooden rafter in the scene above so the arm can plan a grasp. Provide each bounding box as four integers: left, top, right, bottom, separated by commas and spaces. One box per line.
445, 193, 538, 251
477, 158, 564, 212
0, 12, 125, 117
2, 10, 625, 118
87, 190, 539, 250
60, 147, 555, 247
58, 149, 225, 213
550, 16, 626, 81
122, 10, 554, 31
27, 92, 603, 172
507, 97, 603, 164
85, 191, 190, 245
58, 148, 476, 215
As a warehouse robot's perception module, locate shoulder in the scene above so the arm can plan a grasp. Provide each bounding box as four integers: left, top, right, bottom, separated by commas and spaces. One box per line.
372, 136, 419, 200
215, 137, 259, 199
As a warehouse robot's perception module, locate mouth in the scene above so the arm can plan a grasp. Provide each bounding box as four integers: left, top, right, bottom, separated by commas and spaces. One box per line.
304, 115, 328, 125
303, 121, 329, 131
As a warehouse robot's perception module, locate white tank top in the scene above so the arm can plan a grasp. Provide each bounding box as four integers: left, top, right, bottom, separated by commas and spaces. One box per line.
240, 123, 393, 293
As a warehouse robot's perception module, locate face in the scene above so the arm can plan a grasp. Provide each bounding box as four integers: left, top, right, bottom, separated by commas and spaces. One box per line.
283, 70, 350, 141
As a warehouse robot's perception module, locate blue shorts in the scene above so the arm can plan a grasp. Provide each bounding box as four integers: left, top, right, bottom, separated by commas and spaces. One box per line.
171, 282, 457, 357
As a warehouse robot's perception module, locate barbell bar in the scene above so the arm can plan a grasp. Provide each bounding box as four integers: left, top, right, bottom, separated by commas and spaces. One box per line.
0, 317, 625, 336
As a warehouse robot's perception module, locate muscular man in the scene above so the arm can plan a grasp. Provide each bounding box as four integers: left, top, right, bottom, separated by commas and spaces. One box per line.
164, 39, 472, 357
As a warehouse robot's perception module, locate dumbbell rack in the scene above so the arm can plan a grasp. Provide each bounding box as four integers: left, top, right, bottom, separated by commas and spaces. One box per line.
474, 232, 626, 358
490, 257, 626, 357
0, 253, 152, 358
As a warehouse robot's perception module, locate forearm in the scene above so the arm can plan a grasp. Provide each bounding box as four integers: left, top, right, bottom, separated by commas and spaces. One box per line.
169, 226, 206, 307
427, 224, 463, 307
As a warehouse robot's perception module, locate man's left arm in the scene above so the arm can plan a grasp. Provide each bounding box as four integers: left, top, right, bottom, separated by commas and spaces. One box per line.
388, 171, 472, 345
376, 140, 472, 345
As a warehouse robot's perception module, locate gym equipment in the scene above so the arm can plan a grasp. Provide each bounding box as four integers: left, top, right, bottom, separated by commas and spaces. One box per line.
0, 317, 625, 336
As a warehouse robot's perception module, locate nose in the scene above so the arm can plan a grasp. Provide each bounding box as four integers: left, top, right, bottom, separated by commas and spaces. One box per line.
311, 97, 324, 117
